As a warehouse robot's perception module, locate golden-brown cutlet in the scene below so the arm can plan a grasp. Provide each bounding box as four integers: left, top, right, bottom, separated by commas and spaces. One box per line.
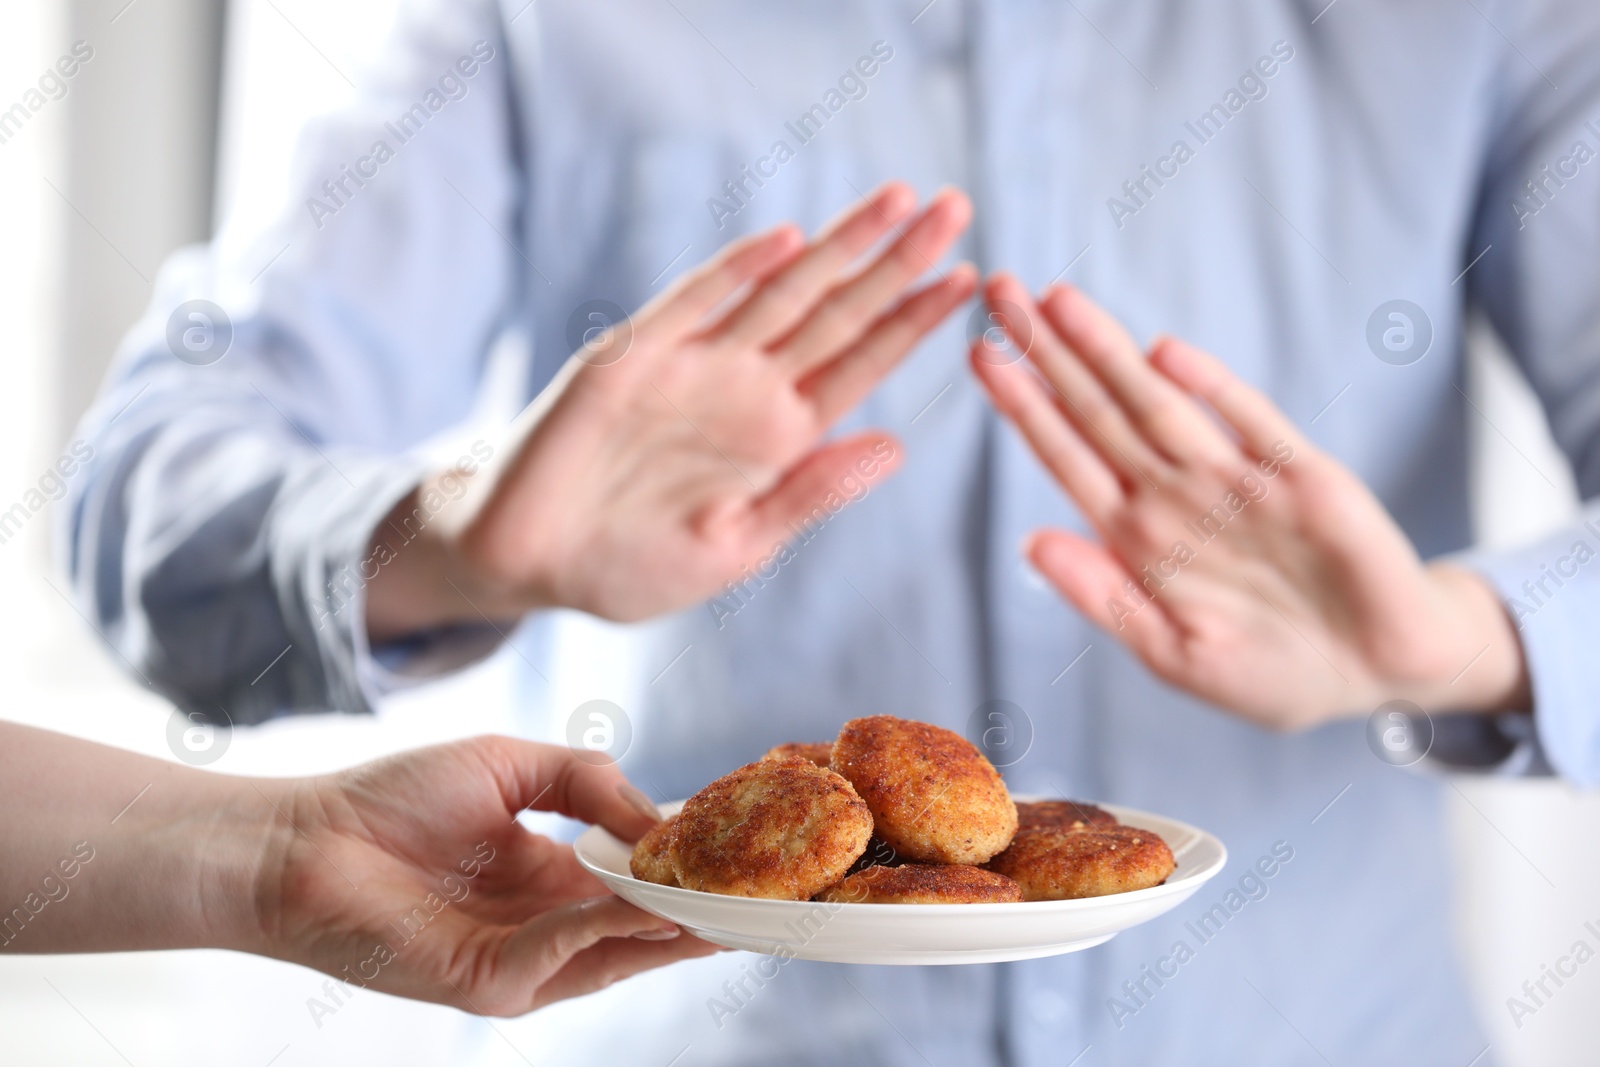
831, 715, 1017, 865
628, 813, 681, 886
987, 824, 1175, 900
1015, 799, 1118, 832
670, 756, 872, 899
761, 741, 833, 767
816, 862, 1023, 904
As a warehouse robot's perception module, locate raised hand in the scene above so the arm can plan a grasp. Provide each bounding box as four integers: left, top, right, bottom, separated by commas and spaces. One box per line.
368, 183, 975, 638
970, 274, 1529, 729
258, 736, 717, 1015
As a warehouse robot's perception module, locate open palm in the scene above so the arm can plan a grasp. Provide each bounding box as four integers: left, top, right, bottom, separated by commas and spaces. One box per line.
407, 183, 975, 630
971, 275, 1527, 728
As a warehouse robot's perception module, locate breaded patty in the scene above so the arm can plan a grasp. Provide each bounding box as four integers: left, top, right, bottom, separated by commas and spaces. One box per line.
845, 836, 906, 875
670, 757, 873, 899
832, 715, 1017, 865
628, 813, 681, 886
816, 862, 1023, 904
987, 825, 1176, 900
762, 741, 833, 767
1016, 799, 1118, 832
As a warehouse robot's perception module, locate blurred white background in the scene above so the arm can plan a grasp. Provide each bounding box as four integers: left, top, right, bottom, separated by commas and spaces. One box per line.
0, 1, 1597, 1064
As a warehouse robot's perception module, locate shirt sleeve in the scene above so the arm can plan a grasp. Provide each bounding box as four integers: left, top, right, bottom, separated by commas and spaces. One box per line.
58, 0, 521, 724
1450, 0, 1600, 784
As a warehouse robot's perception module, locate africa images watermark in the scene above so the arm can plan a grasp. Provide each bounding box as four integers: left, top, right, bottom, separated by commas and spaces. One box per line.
706, 40, 896, 230
1510, 116, 1600, 231
1504, 916, 1600, 1031
305, 40, 497, 230
315, 440, 494, 631
0, 841, 96, 950
1106, 40, 1296, 230
706, 438, 895, 629
1106, 840, 1295, 1030
704, 923, 816, 1029
704, 847, 902, 1030
0, 40, 94, 149
304, 840, 495, 1029
1104, 440, 1295, 631
1502, 518, 1600, 629
0, 440, 95, 548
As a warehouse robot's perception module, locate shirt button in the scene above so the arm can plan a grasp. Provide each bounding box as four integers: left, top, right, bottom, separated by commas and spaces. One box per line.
1028, 988, 1068, 1024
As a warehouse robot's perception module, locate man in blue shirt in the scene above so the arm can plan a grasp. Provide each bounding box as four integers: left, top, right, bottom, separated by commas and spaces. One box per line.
64, 1, 1600, 1062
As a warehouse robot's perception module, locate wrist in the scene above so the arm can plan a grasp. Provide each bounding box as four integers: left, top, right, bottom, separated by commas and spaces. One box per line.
195, 775, 294, 956
363, 485, 466, 642
1411, 563, 1532, 715
363, 479, 541, 643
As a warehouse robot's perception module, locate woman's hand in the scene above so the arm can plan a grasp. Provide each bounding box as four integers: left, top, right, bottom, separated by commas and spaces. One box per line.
254, 736, 715, 1015
970, 274, 1530, 730
367, 183, 975, 639
0, 724, 710, 1014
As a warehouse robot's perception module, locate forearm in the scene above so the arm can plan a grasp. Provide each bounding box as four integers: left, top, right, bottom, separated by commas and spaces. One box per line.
64, 367, 431, 719
0, 723, 278, 955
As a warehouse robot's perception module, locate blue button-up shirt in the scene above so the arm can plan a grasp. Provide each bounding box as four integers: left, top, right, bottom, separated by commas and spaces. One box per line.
63, 1, 1600, 1063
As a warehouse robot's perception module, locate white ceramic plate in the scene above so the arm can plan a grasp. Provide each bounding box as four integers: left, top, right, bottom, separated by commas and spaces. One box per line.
574, 797, 1226, 965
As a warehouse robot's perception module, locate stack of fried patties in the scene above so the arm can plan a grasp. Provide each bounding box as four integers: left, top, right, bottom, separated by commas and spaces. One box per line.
630, 715, 1175, 903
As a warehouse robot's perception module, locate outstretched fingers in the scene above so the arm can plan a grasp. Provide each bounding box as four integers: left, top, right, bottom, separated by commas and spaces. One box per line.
984, 274, 1166, 487
969, 341, 1123, 526
1148, 335, 1305, 462
1037, 285, 1240, 470
772, 188, 973, 375
714, 182, 919, 349
637, 224, 806, 345
803, 262, 978, 425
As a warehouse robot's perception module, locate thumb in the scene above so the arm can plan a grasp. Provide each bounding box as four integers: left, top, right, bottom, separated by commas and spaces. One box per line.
1027, 529, 1177, 664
